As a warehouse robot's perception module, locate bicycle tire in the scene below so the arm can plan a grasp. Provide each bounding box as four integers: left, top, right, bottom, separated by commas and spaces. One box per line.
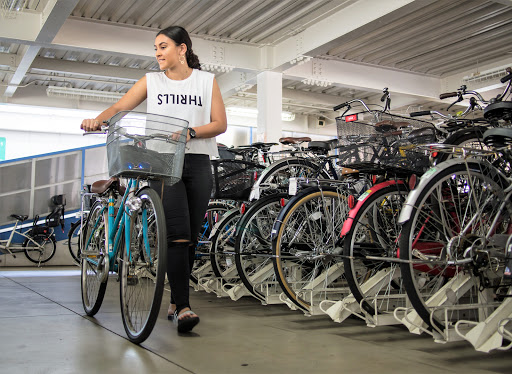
209, 209, 241, 280
235, 192, 288, 300
81, 200, 108, 316
68, 220, 82, 265
191, 202, 233, 284
399, 161, 512, 330
272, 186, 350, 312
23, 234, 56, 264
343, 183, 408, 316
119, 187, 166, 344
256, 157, 331, 190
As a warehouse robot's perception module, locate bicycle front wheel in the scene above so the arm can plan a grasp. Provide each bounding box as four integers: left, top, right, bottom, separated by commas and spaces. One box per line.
81, 201, 108, 316
68, 220, 82, 265
120, 187, 166, 344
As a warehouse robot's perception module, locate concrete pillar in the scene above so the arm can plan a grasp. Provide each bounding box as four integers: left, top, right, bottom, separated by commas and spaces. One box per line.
257, 71, 282, 143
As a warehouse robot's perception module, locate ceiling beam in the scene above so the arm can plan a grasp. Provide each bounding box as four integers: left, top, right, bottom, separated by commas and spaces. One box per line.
52, 18, 262, 71
284, 58, 441, 100
31, 57, 144, 81
1, 0, 80, 97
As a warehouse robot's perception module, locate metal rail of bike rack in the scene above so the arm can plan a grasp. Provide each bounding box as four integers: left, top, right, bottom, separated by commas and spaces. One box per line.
198, 276, 231, 297
253, 280, 286, 305
319, 267, 403, 323
453, 297, 512, 352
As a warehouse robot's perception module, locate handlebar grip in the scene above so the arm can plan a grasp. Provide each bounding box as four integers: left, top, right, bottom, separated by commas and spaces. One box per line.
410, 111, 431, 117
500, 72, 512, 83
333, 103, 347, 111
439, 92, 458, 100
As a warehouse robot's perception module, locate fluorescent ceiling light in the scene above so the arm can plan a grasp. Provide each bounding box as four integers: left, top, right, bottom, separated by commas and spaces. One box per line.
46, 86, 124, 103
226, 106, 295, 121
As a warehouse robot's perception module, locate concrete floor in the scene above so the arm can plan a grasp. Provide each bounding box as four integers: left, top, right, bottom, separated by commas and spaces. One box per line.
0, 267, 510, 374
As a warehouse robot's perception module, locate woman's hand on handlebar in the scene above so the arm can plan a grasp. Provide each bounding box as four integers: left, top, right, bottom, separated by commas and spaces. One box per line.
81, 119, 102, 132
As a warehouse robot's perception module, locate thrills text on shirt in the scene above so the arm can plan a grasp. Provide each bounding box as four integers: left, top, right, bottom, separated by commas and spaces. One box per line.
157, 94, 203, 106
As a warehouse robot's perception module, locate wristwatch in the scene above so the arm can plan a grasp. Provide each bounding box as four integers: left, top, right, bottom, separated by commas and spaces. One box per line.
188, 128, 196, 139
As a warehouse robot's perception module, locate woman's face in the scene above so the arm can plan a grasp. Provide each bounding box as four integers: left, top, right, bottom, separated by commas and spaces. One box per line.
154, 34, 184, 70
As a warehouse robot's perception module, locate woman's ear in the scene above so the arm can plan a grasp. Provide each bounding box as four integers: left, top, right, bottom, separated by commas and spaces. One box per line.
180, 43, 188, 56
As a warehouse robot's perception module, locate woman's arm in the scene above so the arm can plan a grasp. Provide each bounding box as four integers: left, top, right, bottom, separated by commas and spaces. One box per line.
81, 76, 148, 131
188, 78, 227, 140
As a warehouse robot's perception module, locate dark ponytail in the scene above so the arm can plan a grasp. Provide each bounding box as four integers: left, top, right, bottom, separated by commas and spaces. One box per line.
157, 26, 201, 70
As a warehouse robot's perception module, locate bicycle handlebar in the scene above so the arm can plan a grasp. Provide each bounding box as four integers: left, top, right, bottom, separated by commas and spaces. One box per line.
333, 98, 371, 113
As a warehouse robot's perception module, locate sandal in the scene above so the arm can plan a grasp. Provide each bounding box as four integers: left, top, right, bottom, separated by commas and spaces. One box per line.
174, 310, 200, 333
167, 304, 176, 321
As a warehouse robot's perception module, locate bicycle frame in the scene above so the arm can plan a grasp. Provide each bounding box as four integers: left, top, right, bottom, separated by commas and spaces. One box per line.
0, 221, 52, 254
83, 178, 152, 272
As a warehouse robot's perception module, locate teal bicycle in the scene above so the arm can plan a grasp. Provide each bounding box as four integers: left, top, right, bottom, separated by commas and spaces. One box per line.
81, 111, 188, 344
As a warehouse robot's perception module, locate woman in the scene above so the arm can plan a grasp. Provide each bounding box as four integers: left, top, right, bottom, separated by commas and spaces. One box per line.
81, 26, 227, 333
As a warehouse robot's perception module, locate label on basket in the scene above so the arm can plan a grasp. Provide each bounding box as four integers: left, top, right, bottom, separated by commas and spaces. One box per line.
345, 114, 358, 122
289, 177, 297, 195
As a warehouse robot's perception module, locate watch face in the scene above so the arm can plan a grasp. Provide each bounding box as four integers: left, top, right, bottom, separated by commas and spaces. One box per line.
190, 128, 196, 138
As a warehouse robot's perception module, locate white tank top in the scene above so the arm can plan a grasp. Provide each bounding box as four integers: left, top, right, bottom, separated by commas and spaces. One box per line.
146, 70, 218, 157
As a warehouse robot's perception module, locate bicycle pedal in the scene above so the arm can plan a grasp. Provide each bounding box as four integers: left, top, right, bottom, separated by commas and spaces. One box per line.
127, 275, 138, 286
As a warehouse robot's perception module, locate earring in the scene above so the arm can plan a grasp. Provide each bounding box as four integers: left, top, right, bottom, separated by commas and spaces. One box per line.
180, 55, 185, 65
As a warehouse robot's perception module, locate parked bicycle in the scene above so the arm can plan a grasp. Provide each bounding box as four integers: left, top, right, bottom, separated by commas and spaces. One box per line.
0, 195, 65, 266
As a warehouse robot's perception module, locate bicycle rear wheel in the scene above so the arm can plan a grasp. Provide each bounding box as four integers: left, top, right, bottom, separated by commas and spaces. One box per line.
272, 187, 350, 312
23, 234, 56, 264
343, 183, 408, 316
81, 201, 108, 316
209, 209, 242, 281
235, 193, 288, 300
399, 161, 512, 330
120, 187, 166, 344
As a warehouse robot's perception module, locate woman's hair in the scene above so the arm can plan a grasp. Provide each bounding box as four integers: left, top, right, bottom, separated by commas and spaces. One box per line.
157, 26, 201, 70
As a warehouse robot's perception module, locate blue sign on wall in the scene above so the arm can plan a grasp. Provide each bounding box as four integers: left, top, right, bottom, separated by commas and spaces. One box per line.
0, 137, 5, 161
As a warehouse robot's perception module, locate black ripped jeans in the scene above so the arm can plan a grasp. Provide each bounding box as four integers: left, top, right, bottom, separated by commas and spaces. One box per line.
151, 153, 212, 314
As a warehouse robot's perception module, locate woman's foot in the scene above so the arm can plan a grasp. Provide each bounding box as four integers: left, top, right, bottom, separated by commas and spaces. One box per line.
175, 307, 200, 333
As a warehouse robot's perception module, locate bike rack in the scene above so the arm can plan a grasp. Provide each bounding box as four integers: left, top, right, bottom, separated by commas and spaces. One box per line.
222, 281, 251, 301
393, 306, 432, 336
253, 280, 285, 305
191, 260, 214, 291
453, 297, 512, 352
359, 294, 409, 327
395, 271, 474, 334
198, 276, 231, 297
320, 267, 403, 324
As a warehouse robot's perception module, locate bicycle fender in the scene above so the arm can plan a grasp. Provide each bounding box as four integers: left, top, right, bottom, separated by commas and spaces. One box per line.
249, 157, 323, 201
397, 157, 491, 224
208, 208, 240, 239
340, 180, 404, 237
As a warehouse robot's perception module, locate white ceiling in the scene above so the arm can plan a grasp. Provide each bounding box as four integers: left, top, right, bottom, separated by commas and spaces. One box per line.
0, 0, 511, 124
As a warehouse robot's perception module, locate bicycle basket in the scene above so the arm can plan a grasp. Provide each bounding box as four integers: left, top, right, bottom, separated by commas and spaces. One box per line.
211, 160, 265, 200
106, 111, 189, 184
336, 110, 435, 146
